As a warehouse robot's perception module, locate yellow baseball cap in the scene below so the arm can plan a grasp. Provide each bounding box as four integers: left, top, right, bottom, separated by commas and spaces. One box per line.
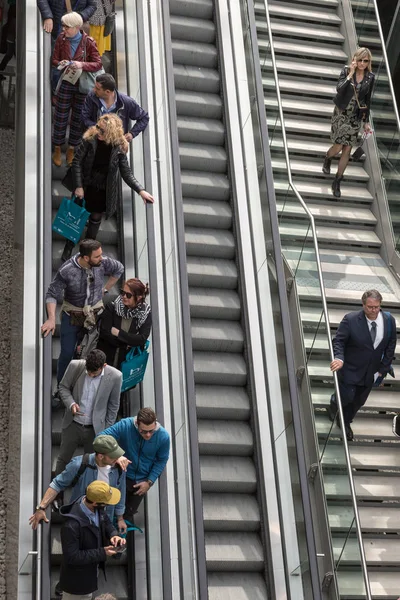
86, 481, 121, 505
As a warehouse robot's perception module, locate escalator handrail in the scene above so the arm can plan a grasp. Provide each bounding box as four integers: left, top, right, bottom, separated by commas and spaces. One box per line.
261, 0, 373, 597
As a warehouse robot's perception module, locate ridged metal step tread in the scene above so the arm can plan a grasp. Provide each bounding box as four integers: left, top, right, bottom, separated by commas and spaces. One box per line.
329, 505, 400, 532
279, 223, 381, 246
170, 14, 216, 43
181, 170, 230, 200
316, 414, 399, 440
258, 38, 346, 61
205, 532, 264, 570
179, 142, 227, 172
333, 537, 400, 566
308, 360, 400, 380
185, 227, 235, 259
176, 90, 222, 119
261, 56, 342, 79
322, 444, 400, 471
177, 116, 225, 146
267, 116, 394, 140
273, 179, 373, 202
194, 351, 247, 385
313, 388, 400, 412
187, 256, 238, 289
198, 420, 253, 456
208, 572, 269, 599
272, 158, 369, 180
338, 570, 400, 598
276, 201, 376, 224
301, 307, 400, 330
304, 332, 400, 355
174, 63, 220, 94
172, 39, 218, 68
262, 20, 345, 42
170, 0, 213, 19
191, 318, 244, 352
203, 493, 260, 531
200, 456, 257, 492
189, 287, 241, 320
184, 199, 232, 230
196, 384, 250, 419
263, 2, 342, 23
325, 473, 400, 500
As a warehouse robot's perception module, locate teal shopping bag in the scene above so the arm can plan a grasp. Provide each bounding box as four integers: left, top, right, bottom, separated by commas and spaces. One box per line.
52, 196, 90, 244
121, 341, 150, 392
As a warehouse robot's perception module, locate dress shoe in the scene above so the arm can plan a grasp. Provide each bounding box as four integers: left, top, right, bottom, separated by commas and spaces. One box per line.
52, 145, 62, 167
66, 146, 74, 165
345, 423, 354, 442
322, 154, 332, 174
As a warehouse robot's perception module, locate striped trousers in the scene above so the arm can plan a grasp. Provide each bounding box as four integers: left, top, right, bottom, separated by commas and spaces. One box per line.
53, 80, 86, 147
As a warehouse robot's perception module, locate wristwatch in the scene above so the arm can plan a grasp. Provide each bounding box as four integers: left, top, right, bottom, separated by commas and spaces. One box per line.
36, 505, 46, 511
147, 480, 153, 487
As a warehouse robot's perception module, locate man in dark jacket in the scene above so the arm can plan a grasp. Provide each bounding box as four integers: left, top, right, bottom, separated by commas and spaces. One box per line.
328, 289, 397, 441
37, 0, 96, 38
81, 73, 149, 142
59, 480, 125, 599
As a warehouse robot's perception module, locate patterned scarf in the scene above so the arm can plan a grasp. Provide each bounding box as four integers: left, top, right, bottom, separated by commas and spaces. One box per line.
113, 295, 151, 328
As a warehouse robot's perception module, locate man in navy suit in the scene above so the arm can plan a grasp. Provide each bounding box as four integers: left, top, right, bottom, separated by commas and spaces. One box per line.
328, 289, 396, 441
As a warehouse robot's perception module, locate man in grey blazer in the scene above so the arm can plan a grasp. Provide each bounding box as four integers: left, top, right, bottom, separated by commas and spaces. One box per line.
56, 349, 122, 474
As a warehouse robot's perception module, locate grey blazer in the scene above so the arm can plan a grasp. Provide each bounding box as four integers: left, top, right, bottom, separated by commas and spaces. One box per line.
59, 360, 122, 433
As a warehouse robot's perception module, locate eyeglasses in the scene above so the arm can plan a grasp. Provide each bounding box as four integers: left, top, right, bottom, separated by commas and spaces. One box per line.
358, 59, 369, 63
139, 428, 156, 435
120, 289, 134, 299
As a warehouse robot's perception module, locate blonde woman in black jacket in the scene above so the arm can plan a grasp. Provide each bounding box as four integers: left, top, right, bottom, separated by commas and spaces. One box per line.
63, 114, 153, 260
322, 48, 374, 198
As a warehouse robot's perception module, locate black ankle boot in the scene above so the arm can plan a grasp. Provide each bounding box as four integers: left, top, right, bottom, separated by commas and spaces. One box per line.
61, 239, 75, 262
332, 174, 343, 198
322, 154, 332, 174
86, 218, 102, 240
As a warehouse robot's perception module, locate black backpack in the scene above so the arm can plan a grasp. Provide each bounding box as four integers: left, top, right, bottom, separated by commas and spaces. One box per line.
70, 453, 124, 489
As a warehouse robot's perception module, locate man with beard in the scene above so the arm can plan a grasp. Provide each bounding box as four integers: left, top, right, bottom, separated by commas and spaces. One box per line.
41, 239, 124, 387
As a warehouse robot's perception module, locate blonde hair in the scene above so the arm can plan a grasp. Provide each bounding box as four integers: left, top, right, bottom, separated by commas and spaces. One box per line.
84, 114, 129, 152
352, 47, 372, 72
61, 11, 83, 29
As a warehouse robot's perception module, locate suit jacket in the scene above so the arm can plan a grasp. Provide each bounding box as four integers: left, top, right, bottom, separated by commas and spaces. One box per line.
333, 309, 396, 387
59, 360, 122, 433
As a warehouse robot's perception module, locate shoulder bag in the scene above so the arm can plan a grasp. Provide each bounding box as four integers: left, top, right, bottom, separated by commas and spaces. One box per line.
353, 82, 368, 121
101, 0, 116, 37
79, 37, 105, 95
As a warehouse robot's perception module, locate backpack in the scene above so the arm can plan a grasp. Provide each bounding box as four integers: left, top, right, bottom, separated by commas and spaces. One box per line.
70, 453, 124, 489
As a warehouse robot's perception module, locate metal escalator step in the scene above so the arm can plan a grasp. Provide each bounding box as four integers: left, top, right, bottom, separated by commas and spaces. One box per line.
308, 360, 400, 381
194, 351, 246, 385
304, 332, 399, 355
170, 0, 213, 19
279, 223, 381, 247
279, 0, 339, 6
191, 318, 244, 351
261, 57, 341, 79
181, 170, 230, 200
324, 473, 400, 501
354, 15, 379, 28
333, 537, 400, 567
316, 414, 400, 440
276, 201, 376, 225
358, 34, 380, 46
176, 90, 222, 119
184, 199, 232, 229
329, 505, 400, 533
178, 116, 225, 145
266, 96, 337, 117
200, 456, 257, 492
258, 20, 344, 43
172, 40, 218, 68
208, 572, 269, 600
258, 39, 346, 62
174, 64, 220, 93
271, 136, 338, 156
267, 116, 393, 139
185, 227, 235, 259
196, 384, 250, 419
321, 444, 400, 471
205, 532, 264, 571
187, 256, 237, 289
264, 2, 342, 23
301, 306, 400, 330
179, 142, 227, 172
203, 493, 260, 531
189, 287, 241, 320
198, 420, 253, 455
338, 570, 400, 599
314, 388, 400, 413
272, 158, 369, 180
170, 14, 216, 43
264, 77, 391, 102
273, 179, 373, 202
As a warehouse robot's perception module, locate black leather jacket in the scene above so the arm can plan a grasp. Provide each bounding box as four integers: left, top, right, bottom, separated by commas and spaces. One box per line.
72, 137, 145, 218
333, 67, 375, 121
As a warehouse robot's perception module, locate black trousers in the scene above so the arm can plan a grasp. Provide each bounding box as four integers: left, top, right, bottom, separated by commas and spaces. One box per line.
330, 377, 373, 424
124, 478, 145, 518
55, 421, 95, 475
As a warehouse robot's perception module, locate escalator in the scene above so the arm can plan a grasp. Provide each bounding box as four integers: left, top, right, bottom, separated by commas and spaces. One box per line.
256, 0, 400, 596
168, 0, 270, 595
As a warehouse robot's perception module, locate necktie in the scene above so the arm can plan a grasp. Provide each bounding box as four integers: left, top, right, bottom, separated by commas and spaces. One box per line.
370, 321, 377, 344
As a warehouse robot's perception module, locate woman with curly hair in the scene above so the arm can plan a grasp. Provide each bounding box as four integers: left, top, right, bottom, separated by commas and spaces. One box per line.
96, 278, 152, 370
62, 113, 153, 260
322, 47, 374, 198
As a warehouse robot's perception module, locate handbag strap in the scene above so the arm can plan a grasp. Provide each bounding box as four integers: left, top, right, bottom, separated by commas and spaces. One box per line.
100, 0, 108, 17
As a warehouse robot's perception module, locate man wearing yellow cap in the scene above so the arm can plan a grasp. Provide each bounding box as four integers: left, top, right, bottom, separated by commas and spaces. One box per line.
58, 480, 126, 599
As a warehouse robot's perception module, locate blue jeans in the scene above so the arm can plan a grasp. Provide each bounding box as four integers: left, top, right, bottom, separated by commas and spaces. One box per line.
57, 312, 83, 383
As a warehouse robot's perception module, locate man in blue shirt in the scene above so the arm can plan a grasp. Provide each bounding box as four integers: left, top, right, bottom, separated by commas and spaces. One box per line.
99, 407, 170, 517
29, 434, 127, 532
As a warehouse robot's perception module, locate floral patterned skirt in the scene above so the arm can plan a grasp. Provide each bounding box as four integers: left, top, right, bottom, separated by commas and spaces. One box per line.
330, 98, 362, 147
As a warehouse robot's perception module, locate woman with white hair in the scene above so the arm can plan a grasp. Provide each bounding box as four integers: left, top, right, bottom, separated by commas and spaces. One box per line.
322, 47, 375, 198
52, 11, 102, 167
